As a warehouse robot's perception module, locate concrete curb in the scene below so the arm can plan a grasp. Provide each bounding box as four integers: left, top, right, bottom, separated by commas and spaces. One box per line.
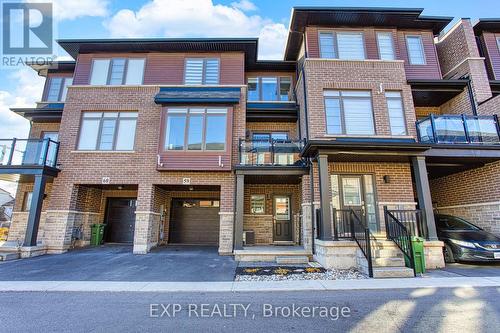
0, 276, 499, 292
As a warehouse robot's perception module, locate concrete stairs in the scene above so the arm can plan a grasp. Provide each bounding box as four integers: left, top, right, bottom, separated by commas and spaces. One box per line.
357, 239, 414, 278
0, 252, 20, 261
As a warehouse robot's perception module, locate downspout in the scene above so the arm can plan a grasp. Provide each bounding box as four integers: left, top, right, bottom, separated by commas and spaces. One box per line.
465, 77, 478, 116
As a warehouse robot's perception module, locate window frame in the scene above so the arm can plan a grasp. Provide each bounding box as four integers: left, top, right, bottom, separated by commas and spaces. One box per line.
376, 31, 396, 60
318, 30, 367, 60
184, 58, 220, 85
23, 192, 33, 212
76, 111, 138, 151
246, 76, 293, 101
385, 91, 408, 136
89, 58, 146, 85
405, 35, 426, 65
323, 90, 376, 136
496, 36, 500, 52
45, 76, 73, 102
250, 194, 266, 215
163, 107, 228, 152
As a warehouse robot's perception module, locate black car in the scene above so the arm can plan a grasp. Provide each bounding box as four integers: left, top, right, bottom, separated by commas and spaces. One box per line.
435, 214, 500, 263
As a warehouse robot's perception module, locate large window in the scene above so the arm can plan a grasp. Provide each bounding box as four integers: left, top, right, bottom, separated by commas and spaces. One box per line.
247, 77, 292, 101
46, 77, 73, 101
385, 91, 407, 135
164, 108, 227, 151
406, 35, 426, 65
324, 90, 375, 135
376, 32, 395, 60
77, 112, 138, 151
184, 58, 220, 85
319, 31, 366, 60
90, 58, 145, 85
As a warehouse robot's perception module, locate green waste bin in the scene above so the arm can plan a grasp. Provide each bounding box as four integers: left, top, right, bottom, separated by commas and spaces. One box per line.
405, 236, 426, 274
90, 224, 105, 246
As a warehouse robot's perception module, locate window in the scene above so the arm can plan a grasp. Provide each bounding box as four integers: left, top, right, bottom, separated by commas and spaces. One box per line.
184, 58, 220, 85
324, 90, 375, 135
250, 195, 265, 214
385, 91, 407, 135
319, 31, 366, 60
90, 58, 145, 85
406, 35, 426, 65
497, 37, 500, 52
376, 32, 395, 60
23, 192, 33, 211
164, 108, 227, 151
246, 77, 292, 101
46, 77, 73, 101
77, 112, 138, 151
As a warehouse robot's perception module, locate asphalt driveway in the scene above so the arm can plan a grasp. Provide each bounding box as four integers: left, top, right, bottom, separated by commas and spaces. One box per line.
426, 261, 500, 278
0, 245, 237, 282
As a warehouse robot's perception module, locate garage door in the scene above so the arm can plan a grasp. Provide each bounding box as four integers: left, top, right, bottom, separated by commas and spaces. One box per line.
169, 199, 220, 245
105, 198, 137, 243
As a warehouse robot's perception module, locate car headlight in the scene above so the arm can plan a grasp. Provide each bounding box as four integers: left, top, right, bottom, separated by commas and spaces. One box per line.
450, 239, 476, 249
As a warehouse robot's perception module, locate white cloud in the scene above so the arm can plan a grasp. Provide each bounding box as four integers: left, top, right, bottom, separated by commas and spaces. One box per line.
231, 0, 257, 12
104, 0, 287, 59
27, 0, 109, 21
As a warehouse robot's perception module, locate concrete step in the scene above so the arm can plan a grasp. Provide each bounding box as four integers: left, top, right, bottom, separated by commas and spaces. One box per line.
276, 256, 309, 264
374, 249, 404, 258
0, 252, 20, 261
373, 266, 414, 278
373, 257, 406, 267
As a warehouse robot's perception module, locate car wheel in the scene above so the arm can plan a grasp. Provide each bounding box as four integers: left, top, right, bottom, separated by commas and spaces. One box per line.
444, 244, 456, 263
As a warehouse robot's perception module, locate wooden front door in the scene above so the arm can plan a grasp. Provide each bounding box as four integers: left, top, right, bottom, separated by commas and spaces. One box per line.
273, 196, 293, 242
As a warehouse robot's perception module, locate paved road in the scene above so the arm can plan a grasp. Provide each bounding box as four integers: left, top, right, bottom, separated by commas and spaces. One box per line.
1, 288, 499, 332
0, 245, 237, 281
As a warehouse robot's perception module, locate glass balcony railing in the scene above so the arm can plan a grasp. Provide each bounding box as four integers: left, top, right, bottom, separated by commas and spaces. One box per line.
416, 114, 500, 145
239, 139, 306, 166
0, 138, 60, 168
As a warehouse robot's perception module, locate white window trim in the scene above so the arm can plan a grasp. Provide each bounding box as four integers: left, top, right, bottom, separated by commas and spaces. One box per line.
89, 58, 146, 85
184, 58, 220, 85
496, 36, 500, 52
385, 91, 408, 136
318, 30, 367, 60
376, 31, 396, 61
405, 35, 426, 65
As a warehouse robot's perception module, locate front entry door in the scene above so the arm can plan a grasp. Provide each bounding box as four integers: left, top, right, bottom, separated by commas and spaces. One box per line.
273, 196, 293, 242
105, 198, 137, 243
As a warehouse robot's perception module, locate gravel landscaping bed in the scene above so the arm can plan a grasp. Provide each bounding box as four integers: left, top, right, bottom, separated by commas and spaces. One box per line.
235, 267, 366, 281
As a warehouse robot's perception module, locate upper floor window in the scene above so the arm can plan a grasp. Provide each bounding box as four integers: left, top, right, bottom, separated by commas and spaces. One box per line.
77, 111, 138, 151
496, 37, 500, 52
184, 58, 220, 85
324, 90, 374, 135
319, 31, 366, 60
376, 32, 395, 60
247, 77, 292, 101
46, 77, 73, 101
385, 91, 407, 136
90, 58, 145, 85
405, 35, 426, 65
164, 107, 227, 151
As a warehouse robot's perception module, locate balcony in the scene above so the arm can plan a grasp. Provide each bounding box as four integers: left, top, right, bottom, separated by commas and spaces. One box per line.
239, 139, 306, 167
416, 114, 500, 145
0, 138, 60, 168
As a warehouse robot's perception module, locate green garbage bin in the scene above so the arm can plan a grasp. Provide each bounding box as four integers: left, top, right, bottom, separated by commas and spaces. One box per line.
90, 224, 105, 246
405, 236, 426, 274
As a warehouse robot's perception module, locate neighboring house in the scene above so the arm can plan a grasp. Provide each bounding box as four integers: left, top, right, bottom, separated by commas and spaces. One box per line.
1, 7, 499, 275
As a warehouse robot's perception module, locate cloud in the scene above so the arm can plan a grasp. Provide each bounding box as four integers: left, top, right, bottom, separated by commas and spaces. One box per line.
27, 0, 109, 21
231, 0, 257, 12
104, 0, 287, 59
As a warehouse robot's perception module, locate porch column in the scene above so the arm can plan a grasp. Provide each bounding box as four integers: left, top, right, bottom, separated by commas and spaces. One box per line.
317, 154, 332, 240
412, 156, 438, 240
23, 174, 47, 247
234, 174, 244, 250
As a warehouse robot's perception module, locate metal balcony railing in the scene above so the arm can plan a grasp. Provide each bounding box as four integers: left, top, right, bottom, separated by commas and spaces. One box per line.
239, 139, 306, 166
416, 114, 500, 144
0, 138, 60, 168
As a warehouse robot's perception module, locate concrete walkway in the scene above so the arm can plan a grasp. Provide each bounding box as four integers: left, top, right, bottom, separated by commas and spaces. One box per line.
1, 276, 499, 292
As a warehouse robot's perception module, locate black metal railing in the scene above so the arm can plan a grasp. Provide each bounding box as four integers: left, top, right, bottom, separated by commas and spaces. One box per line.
384, 207, 416, 277
350, 210, 374, 278
385, 209, 426, 238
416, 114, 500, 144
0, 138, 60, 168
239, 139, 306, 166
332, 207, 363, 240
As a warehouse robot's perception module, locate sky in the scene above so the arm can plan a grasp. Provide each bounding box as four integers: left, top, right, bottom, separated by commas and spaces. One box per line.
0, 0, 499, 194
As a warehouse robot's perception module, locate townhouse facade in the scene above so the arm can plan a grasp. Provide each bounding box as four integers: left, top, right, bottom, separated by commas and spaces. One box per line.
1, 7, 499, 276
